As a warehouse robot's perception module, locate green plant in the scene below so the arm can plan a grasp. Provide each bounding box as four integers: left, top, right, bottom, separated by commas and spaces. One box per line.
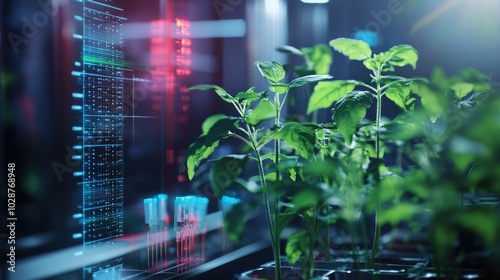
366, 67, 499, 275
181, 61, 331, 280
297, 38, 423, 266
181, 36, 498, 279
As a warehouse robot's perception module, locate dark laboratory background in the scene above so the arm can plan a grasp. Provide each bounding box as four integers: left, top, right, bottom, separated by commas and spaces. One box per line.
1, 0, 500, 279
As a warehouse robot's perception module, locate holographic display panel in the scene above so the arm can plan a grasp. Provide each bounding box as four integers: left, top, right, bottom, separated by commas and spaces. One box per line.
73, 0, 125, 278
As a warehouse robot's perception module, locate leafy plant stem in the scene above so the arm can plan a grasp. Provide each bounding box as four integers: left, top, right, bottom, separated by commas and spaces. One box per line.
230, 100, 244, 117
358, 82, 378, 93
370, 69, 383, 268
273, 91, 282, 280
229, 132, 253, 148
253, 138, 280, 280
304, 207, 319, 280
380, 80, 403, 92
325, 205, 331, 261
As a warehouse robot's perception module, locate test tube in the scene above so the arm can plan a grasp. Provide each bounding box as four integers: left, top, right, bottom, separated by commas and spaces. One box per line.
144, 197, 159, 232
157, 194, 168, 227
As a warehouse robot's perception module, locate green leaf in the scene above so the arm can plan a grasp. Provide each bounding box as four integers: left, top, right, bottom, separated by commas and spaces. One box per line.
224, 203, 251, 243
289, 74, 332, 89
384, 111, 425, 140
329, 38, 372, 61
458, 208, 499, 248
386, 45, 419, 69
181, 117, 239, 180
384, 83, 412, 111
432, 223, 457, 266
255, 61, 286, 84
235, 87, 261, 100
273, 122, 316, 159
380, 75, 427, 85
410, 81, 447, 122
276, 45, 303, 56
370, 175, 404, 208
431, 67, 450, 91
202, 114, 227, 134
278, 211, 298, 236
269, 83, 289, 94
245, 100, 275, 125
307, 80, 357, 114
363, 58, 377, 71
294, 66, 316, 77
451, 82, 474, 100
450, 153, 476, 174
333, 91, 374, 145
286, 230, 309, 265
378, 203, 420, 225
461, 68, 491, 92
209, 155, 249, 199
205, 117, 240, 144
289, 184, 326, 210
182, 135, 220, 180
301, 44, 333, 74
188, 84, 234, 103
302, 158, 344, 184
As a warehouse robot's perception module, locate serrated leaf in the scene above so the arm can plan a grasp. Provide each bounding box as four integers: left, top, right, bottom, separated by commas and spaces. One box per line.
205, 117, 240, 144
188, 84, 234, 103
333, 91, 374, 145
330, 38, 372, 61
210, 155, 248, 199
385, 83, 411, 111
202, 114, 227, 134
301, 44, 333, 74
286, 230, 309, 265
255, 61, 286, 84
235, 87, 261, 100
273, 122, 316, 159
182, 135, 220, 180
276, 45, 303, 56
364, 51, 392, 71
307, 80, 357, 114
289, 74, 332, 89
386, 45, 419, 69
363, 58, 377, 71
451, 82, 474, 100
269, 83, 289, 94
245, 100, 275, 125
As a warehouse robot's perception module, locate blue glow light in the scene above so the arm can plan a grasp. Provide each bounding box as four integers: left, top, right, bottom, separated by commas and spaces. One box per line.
353, 30, 381, 47
301, 0, 329, 3
144, 198, 159, 230
157, 194, 168, 226
220, 195, 241, 214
